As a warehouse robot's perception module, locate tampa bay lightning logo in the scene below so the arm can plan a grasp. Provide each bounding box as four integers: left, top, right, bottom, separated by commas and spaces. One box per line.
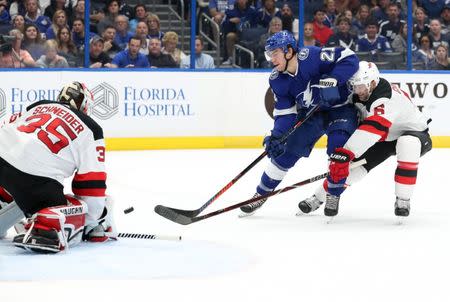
270, 69, 279, 80
298, 48, 310, 60
295, 81, 315, 107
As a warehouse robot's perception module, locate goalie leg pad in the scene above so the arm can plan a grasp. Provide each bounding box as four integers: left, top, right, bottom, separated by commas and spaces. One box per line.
13, 198, 87, 253
0, 201, 24, 239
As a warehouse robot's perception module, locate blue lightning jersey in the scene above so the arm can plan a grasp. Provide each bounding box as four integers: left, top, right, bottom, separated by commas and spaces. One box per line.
269, 46, 358, 135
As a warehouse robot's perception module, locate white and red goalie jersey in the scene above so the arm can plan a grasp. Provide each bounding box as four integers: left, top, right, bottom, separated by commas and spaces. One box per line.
0, 100, 107, 225
346, 78, 430, 158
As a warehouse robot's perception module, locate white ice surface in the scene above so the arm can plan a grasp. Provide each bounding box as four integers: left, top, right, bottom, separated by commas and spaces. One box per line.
1, 148, 449, 302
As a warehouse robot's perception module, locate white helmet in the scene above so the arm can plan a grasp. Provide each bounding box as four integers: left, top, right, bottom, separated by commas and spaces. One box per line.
349, 61, 380, 91
58, 82, 93, 115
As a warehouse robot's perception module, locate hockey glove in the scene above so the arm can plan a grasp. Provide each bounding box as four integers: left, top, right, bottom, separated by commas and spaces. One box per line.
329, 147, 355, 183
263, 131, 287, 158
319, 78, 340, 108
83, 196, 117, 242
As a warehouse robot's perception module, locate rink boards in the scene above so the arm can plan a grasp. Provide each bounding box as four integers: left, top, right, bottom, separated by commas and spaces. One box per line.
0, 70, 448, 149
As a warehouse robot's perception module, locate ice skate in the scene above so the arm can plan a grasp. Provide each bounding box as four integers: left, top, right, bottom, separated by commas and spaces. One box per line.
296, 195, 323, 216
239, 193, 268, 217
324, 194, 340, 217
395, 197, 410, 224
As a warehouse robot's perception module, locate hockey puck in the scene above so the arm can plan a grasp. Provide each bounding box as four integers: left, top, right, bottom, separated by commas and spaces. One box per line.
124, 207, 134, 214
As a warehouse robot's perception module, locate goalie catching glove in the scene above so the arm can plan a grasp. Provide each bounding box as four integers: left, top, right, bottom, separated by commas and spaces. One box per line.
328, 147, 355, 183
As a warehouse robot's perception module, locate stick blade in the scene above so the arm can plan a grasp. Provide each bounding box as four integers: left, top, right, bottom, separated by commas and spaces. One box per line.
154, 205, 193, 225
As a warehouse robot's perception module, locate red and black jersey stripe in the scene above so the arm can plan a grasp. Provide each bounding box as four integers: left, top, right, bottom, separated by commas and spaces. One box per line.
358, 115, 392, 141
395, 161, 418, 185
72, 172, 107, 197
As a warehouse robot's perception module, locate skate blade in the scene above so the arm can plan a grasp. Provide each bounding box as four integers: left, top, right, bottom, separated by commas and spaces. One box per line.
238, 211, 256, 218
396, 216, 406, 225
326, 216, 335, 224
295, 211, 309, 216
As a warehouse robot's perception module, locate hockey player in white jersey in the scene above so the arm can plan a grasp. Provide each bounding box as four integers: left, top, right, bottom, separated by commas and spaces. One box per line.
298, 61, 432, 218
0, 82, 116, 253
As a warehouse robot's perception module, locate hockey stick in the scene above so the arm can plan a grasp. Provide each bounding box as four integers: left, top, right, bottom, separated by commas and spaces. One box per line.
156, 160, 367, 225
154, 105, 321, 220
111, 232, 182, 241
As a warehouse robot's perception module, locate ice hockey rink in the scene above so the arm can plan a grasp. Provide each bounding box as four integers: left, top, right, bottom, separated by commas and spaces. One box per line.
1, 147, 449, 302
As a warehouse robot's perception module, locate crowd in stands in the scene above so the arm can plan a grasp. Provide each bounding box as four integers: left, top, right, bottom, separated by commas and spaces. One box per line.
0, 0, 449, 70
206, 0, 449, 70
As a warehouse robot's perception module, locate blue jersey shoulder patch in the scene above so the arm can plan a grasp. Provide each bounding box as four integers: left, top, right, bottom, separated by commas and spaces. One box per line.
298, 48, 310, 60
270, 69, 279, 80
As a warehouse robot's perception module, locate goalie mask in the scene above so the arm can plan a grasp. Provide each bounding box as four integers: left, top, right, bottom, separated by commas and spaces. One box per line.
58, 82, 93, 115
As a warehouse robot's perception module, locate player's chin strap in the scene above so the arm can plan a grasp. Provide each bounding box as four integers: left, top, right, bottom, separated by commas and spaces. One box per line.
283, 48, 296, 73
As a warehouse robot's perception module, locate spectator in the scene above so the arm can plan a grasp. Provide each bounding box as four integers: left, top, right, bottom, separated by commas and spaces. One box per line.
442, 5, 450, 35
0, 28, 36, 67
371, 0, 391, 23
36, 39, 69, 67
24, 0, 52, 35
97, 0, 120, 35
89, 36, 113, 68
9, 0, 26, 19
72, 18, 94, 51
22, 23, 45, 60
302, 22, 321, 46
278, 2, 299, 40
129, 4, 148, 33
101, 25, 121, 57
0, 2, 10, 25
44, 0, 72, 21
147, 37, 177, 68
134, 21, 149, 55
312, 8, 333, 46
356, 18, 392, 54
11, 14, 25, 33
45, 9, 68, 40
416, 35, 434, 68
256, 0, 278, 28
89, 0, 105, 32
323, 0, 337, 28
180, 36, 215, 69
56, 26, 81, 67
208, 0, 235, 43
110, 36, 150, 68
256, 16, 282, 67
429, 43, 450, 69
222, 0, 257, 65
338, 9, 360, 36
354, 5, 370, 38
146, 13, 164, 40
334, 0, 360, 13
414, 7, 430, 41
379, 3, 406, 43
417, 0, 446, 19
392, 22, 417, 54
113, 14, 132, 50
304, 0, 324, 22
71, 0, 85, 24
428, 19, 450, 50
326, 16, 357, 50
161, 31, 186, 65
209, 0, 235, 26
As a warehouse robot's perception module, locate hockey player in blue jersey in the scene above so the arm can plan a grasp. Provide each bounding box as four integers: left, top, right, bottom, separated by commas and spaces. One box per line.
240, 30, 359, 217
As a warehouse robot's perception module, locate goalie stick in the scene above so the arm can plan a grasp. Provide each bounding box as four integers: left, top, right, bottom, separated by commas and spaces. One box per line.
154, 160, 366, 225
154, 105, 321, 220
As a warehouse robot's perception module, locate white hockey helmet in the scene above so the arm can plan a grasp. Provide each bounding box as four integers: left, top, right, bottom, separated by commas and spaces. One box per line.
349, 61, 380, 93
58, 82, 93, 115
